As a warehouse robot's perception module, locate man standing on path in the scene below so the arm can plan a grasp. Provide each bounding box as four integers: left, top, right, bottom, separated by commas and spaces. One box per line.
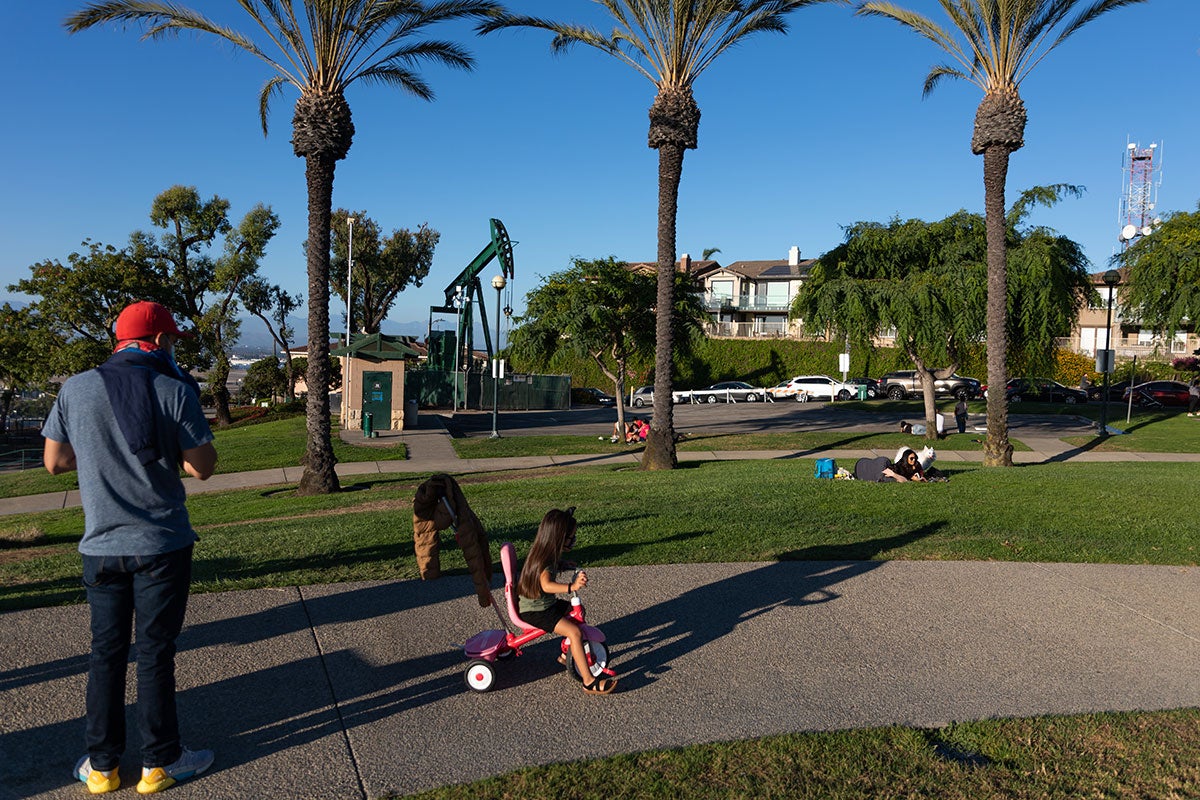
42, 301, 217, 795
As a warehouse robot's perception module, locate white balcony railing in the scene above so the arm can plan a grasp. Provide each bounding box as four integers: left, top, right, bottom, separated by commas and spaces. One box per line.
704, 293, 792, 313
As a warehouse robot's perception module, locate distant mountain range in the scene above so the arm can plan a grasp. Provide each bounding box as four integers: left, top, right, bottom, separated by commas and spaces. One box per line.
0, 296, 430, 357
232, 314, 428, 356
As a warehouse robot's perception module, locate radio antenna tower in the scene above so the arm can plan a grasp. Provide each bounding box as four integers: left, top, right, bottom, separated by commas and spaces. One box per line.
1117, 139, 1163, 250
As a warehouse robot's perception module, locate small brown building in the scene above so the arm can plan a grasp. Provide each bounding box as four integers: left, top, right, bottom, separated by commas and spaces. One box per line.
332, 333, 422, 431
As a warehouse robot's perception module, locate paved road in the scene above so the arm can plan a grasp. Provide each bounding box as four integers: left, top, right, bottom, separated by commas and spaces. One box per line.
444, 402, 1100, 440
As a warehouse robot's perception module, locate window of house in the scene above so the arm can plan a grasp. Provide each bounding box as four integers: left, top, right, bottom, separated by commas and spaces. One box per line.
765, 282, 789, 304
710, 279, 733, 300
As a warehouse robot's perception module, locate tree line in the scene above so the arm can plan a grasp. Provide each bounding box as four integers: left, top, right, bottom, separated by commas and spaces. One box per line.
1, 186, 435, 435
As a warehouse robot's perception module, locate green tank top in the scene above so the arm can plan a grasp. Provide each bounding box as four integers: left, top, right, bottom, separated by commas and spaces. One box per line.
518, 567, 557, 613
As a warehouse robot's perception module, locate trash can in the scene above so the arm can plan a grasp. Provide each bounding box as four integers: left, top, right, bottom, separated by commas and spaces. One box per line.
362, 411, 373, 438
855, 384, 868, 401
404, 399, 419, 430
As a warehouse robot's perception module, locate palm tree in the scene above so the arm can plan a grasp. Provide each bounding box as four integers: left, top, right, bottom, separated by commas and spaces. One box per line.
856, 0, 1147, 466
65, 0, 499, 494
480, 0, 839, 470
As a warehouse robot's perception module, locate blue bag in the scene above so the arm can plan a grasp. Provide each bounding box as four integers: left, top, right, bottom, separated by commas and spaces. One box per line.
814, 458, 836, 479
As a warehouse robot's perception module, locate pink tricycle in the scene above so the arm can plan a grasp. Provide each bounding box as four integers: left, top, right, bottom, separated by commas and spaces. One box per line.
462, 541, 613, 692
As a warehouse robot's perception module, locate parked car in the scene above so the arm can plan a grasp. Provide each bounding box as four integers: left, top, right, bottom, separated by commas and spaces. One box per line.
1087, 379, 1134, 402
878, 370, 981, 400
770, 375, 855, 402
689, 381, 764, 403
994, 378, 1088, 404
629, 385, 690, 407
844, 377, 879, 399
571, 387, 616, 407
1122, 380, 1191, 407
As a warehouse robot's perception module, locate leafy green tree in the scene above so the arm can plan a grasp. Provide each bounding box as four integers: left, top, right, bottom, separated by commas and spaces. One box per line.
11, 240, 168, 376
67, 0, 500, 495
0, 305, 61, 432
857, 0, 1148, 465
797, 213, 987, 435
510, 257, 703, 431
329, 211, 437, 335
796, 186, 1094, 439
140, 186, 280, 427
481, 0, 839, 470
1118, 203, 1200, 337
240, 278, 303, 400
239, 357, 287, 405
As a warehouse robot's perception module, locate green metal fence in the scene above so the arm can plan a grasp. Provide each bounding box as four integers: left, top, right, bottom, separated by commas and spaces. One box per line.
405, 370, 570, 410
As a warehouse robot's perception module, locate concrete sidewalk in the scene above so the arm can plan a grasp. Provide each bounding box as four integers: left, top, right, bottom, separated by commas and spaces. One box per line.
4, 414, 1199, 517
1, 560, 1196, 799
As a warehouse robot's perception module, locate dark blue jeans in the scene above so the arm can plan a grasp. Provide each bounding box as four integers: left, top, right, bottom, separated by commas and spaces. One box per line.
82, 546, 192, 770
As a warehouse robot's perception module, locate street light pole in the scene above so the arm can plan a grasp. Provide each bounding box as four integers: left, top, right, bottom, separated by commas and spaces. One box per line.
1098, 269, 1121, 439
344, 216, 356, 429
490, 273, 507, 439
453, 286, 462, 412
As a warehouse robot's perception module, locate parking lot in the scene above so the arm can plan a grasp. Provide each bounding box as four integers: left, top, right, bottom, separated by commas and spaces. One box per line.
445, 398, 1098, 440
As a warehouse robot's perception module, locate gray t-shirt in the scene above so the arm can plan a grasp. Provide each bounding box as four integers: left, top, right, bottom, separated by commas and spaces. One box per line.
42, 368, 213, 556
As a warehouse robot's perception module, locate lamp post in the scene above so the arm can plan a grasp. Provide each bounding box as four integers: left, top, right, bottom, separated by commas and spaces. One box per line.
1098, 269, 1121, 438
490, 273, 507, 439
343, 216, 356, 428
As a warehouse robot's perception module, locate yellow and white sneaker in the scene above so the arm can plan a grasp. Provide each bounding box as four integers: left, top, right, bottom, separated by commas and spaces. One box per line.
74, 756, 119, 794
136, 747, 214, 794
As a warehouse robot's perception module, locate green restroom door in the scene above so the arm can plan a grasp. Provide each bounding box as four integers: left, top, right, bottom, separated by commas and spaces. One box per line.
362, 371, 392, 429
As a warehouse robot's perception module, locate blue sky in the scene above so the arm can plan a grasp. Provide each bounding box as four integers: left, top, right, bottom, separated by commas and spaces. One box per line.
2, 1, 1197, 343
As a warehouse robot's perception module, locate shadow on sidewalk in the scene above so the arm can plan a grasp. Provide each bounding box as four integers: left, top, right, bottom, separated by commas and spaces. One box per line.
600, 524, 944, 691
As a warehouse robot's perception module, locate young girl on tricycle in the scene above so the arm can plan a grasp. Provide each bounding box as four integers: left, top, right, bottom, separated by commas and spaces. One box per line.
517, 509, 618, 694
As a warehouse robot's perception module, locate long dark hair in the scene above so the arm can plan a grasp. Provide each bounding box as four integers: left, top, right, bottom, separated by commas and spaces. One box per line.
518, 509, 577, 599
893, 448, 923, 479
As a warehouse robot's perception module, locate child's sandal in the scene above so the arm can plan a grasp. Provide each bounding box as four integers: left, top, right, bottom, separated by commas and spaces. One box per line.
582, 675, 617, 695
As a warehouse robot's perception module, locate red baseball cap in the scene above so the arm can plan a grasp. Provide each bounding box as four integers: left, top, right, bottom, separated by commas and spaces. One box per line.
114, 301, 192, 341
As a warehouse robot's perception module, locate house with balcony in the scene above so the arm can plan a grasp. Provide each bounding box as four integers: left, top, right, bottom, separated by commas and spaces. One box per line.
691, 246, 814, 338
1060, 269, 1198, 360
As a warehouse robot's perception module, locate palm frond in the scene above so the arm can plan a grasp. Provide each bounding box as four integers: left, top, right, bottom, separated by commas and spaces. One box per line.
355, 65, 435, 101
922, 63, 968, 96
257, 74, 289, 135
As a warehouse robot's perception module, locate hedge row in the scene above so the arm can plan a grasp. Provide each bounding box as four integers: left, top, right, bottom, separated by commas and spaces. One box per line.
519, 336, 1182, 394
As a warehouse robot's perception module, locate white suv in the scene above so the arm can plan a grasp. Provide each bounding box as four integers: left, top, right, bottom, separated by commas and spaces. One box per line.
770, 375, 855, 402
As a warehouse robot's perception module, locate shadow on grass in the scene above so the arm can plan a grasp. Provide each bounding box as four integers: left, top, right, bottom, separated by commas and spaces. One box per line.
0, 574, 85, 613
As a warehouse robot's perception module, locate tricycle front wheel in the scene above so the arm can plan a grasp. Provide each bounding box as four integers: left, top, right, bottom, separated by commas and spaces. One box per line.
566, 640, 611, 680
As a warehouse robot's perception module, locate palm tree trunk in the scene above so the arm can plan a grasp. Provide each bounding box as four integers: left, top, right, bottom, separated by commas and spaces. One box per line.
298, 152, 341, 495
983, 146, 1014, 467
642, 142, 685, 470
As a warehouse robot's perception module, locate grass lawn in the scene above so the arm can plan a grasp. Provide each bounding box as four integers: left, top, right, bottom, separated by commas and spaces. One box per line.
0, 414, 405, 499
3, 454, 1196, 798
407, 708, 1200, 800
3, 459, 1195, 612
